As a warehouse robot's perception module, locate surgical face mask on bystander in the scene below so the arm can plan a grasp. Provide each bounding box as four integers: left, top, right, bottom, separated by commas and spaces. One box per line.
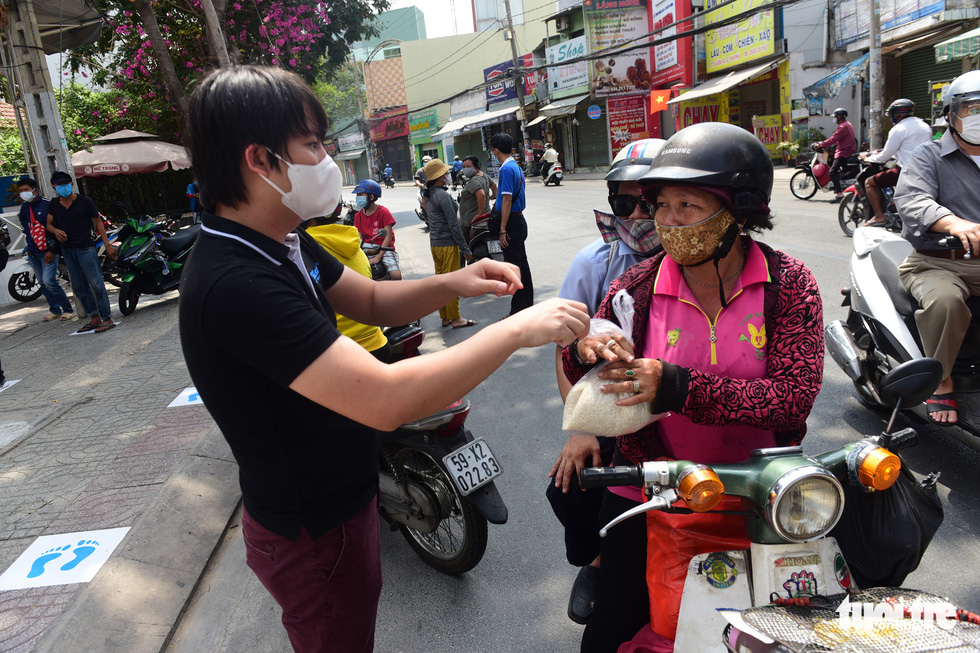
259, 148, 342, 222
957, 113, 980, 144
19, 190, 34, 202
55, 184, 73, 198
355, 196, 369, 209
461, 166, 477, 179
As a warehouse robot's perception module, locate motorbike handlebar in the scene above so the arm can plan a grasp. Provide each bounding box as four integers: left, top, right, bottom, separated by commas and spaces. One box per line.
938, 236, 964, 250
580, 465, 644, 489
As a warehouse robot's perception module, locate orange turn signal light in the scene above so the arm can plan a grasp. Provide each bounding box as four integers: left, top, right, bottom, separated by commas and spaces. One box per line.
858, 447, 902, 490
677, 466, 725, 512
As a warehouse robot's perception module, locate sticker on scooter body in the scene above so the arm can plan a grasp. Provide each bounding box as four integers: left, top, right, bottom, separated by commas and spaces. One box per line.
702, 552, 738, 589
442, 438, 502, 496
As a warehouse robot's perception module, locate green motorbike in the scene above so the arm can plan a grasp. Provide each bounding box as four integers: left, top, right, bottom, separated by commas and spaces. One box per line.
115, 216, 200, 315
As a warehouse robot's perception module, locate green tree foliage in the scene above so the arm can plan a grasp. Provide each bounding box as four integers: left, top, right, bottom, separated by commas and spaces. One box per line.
64, 0, 389, 142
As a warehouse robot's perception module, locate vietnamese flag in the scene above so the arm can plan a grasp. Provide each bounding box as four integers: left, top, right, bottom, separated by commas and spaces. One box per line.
650, 89, 670, 113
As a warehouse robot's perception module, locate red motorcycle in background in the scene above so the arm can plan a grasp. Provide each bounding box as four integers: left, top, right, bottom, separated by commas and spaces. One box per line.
790, 144, 859, 200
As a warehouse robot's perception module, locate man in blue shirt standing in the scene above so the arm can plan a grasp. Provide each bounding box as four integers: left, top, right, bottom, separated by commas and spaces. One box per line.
187, 177, 201, 223
451, 155, 463, 188
17, 177, 74, 321
489, 133, 533, 314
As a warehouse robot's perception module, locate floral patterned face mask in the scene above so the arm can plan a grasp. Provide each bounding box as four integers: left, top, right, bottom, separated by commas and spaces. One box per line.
655, 207, 736, 267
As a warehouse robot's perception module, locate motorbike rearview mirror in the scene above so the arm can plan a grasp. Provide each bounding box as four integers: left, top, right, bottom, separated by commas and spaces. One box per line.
878, 357, 943, 409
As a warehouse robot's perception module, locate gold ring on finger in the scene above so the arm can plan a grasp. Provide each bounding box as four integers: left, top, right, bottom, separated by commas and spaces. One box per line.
625, 369, 636, 378
632, 380, 640, 393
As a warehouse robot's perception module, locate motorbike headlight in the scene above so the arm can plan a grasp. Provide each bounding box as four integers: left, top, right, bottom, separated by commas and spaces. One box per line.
766, 466, 844, 542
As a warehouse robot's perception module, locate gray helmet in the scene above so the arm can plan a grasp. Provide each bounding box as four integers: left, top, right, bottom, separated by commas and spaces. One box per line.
832, 107, 848, 118
942, 70, 980, 117
605, 138, 667, 184
639, 122, 772, 213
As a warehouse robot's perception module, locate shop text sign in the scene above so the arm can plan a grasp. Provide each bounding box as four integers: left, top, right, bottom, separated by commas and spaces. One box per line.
337, 132, 365, 151
677, 92, 729, 129
705, 0, 775, 74
409, 109, 439, 145
484, 54, 536, 105
584, 0, 654, 97
546, 36, 589, 92
753, 114, 782, 156
609, 96, 650, 153
369, 106, 409, 142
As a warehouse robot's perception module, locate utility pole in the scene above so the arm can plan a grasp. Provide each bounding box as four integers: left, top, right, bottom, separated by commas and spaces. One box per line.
868, 0, 883, 148
1, 0, 73, 189
502, 0, 529, 158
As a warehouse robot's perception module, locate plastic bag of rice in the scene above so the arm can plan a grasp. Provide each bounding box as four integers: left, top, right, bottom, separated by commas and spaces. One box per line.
562, 362, 652, 437
562, 289, 652, 437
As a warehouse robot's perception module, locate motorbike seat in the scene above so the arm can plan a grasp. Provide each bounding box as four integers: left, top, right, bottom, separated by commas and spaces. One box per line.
160, 223, 201, 256
871, 239, 916, 316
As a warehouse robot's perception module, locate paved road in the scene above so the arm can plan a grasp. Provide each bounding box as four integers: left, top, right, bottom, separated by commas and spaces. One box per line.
1, 170, 977, 653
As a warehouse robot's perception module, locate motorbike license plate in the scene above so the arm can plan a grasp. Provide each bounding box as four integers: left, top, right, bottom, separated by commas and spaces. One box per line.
443, 439, 502, 496
487, 240, 503, 255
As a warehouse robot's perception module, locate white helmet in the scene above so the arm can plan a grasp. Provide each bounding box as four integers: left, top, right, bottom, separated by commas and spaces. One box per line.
422, 155, 432, 164
605, 138, 668, 183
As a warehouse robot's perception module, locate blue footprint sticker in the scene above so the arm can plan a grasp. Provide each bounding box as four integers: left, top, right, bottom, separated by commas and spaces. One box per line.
27, 545, 71, 578
60, 540, 100, 571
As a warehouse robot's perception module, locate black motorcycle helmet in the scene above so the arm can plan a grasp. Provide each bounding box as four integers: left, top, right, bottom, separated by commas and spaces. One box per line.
887, 99, 915, 125
638, 122, 773, 229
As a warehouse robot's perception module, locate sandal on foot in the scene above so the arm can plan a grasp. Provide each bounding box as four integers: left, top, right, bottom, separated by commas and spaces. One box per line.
442, 319, 452, 328
451, 319, 478, 329
77, 322, 101, 333
95, 322, 117, 333
568, 565, 600, 625
926, 393, 958, 425
60, 313, 76, 321
43, 313, 61, 322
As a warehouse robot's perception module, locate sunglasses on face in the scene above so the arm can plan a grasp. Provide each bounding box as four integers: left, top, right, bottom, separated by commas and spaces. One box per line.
608, 194, 655, 218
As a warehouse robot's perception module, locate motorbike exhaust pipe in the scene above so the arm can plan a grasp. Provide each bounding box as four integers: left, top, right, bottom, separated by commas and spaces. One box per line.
825, 320, 866, 382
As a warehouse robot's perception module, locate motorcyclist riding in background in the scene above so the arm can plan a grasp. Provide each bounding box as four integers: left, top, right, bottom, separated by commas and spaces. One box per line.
817, 108, 857, 202
541, 142, 559, 183
859, 99, 932, 225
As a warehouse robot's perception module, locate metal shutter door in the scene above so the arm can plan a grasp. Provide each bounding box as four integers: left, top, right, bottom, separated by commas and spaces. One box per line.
575, 100, 610, 167
900, 46, 961, 123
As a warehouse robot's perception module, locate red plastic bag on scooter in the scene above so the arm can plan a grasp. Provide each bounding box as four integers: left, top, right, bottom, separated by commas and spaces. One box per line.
645, 496, 751, 642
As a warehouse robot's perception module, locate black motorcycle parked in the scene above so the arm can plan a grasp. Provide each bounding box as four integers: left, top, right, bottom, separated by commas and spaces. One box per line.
377, 312, 507, 574
115, 215, 200, 315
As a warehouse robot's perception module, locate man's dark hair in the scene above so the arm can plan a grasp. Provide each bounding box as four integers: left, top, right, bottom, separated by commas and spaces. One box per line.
185, 65, 329, 213
463, 155, 481, 170
50, 171, 72, 185
489, 133, 514, 154
17, 177, 37, 189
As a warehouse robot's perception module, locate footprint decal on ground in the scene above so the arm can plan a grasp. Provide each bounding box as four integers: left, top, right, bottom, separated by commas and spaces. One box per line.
27, 545, 71, 578
60, 540, 100, 572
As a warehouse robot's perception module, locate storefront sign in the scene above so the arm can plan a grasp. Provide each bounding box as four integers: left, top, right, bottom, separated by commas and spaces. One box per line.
409, 109, 439, 145
546, 36, 589, 92
835, 0, 944, 47
608, 96, 650, 153
369, 106, 409, 142
484, 54, 536, 105
677, 93, 729, 129
584, 0, 654, 97
588, 104, 602, 119
753, 114, 782, 156
653, 0, 677, 71
324, 139, 338, 156
705, 0, 775, 74
338, 131, 365, 151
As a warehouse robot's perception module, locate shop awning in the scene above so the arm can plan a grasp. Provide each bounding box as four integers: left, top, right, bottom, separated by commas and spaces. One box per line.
464, 105, 519, 131
432, 115, 474, 141
334, 149, 365, 161
526, 115, 546, 126
935, 27, 980, 63
803, 54, 869, 100
667, 60, 783, 106
539, 94, 590, 117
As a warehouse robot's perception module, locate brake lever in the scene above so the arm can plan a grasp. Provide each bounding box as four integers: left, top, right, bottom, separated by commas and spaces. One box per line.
598, 489, 678, 537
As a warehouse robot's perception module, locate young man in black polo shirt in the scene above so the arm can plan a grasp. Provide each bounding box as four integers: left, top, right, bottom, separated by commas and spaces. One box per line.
46, 171, 117, 332
178, 65, 588, 653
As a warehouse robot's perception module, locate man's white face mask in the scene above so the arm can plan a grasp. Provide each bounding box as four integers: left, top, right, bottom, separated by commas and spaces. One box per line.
260, 148, 342, 221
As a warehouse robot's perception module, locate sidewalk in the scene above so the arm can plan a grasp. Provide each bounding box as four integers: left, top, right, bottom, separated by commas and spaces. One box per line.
0, 291, 240, 652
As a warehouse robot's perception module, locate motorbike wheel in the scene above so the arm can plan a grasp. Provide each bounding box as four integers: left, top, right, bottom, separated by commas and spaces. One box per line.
838, 193, 865, 237
789, 170, 818, 200
554, 178, 561, 186
118, 281, 141, 316
394, 448, 488, 575
7, 270, 42, 302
